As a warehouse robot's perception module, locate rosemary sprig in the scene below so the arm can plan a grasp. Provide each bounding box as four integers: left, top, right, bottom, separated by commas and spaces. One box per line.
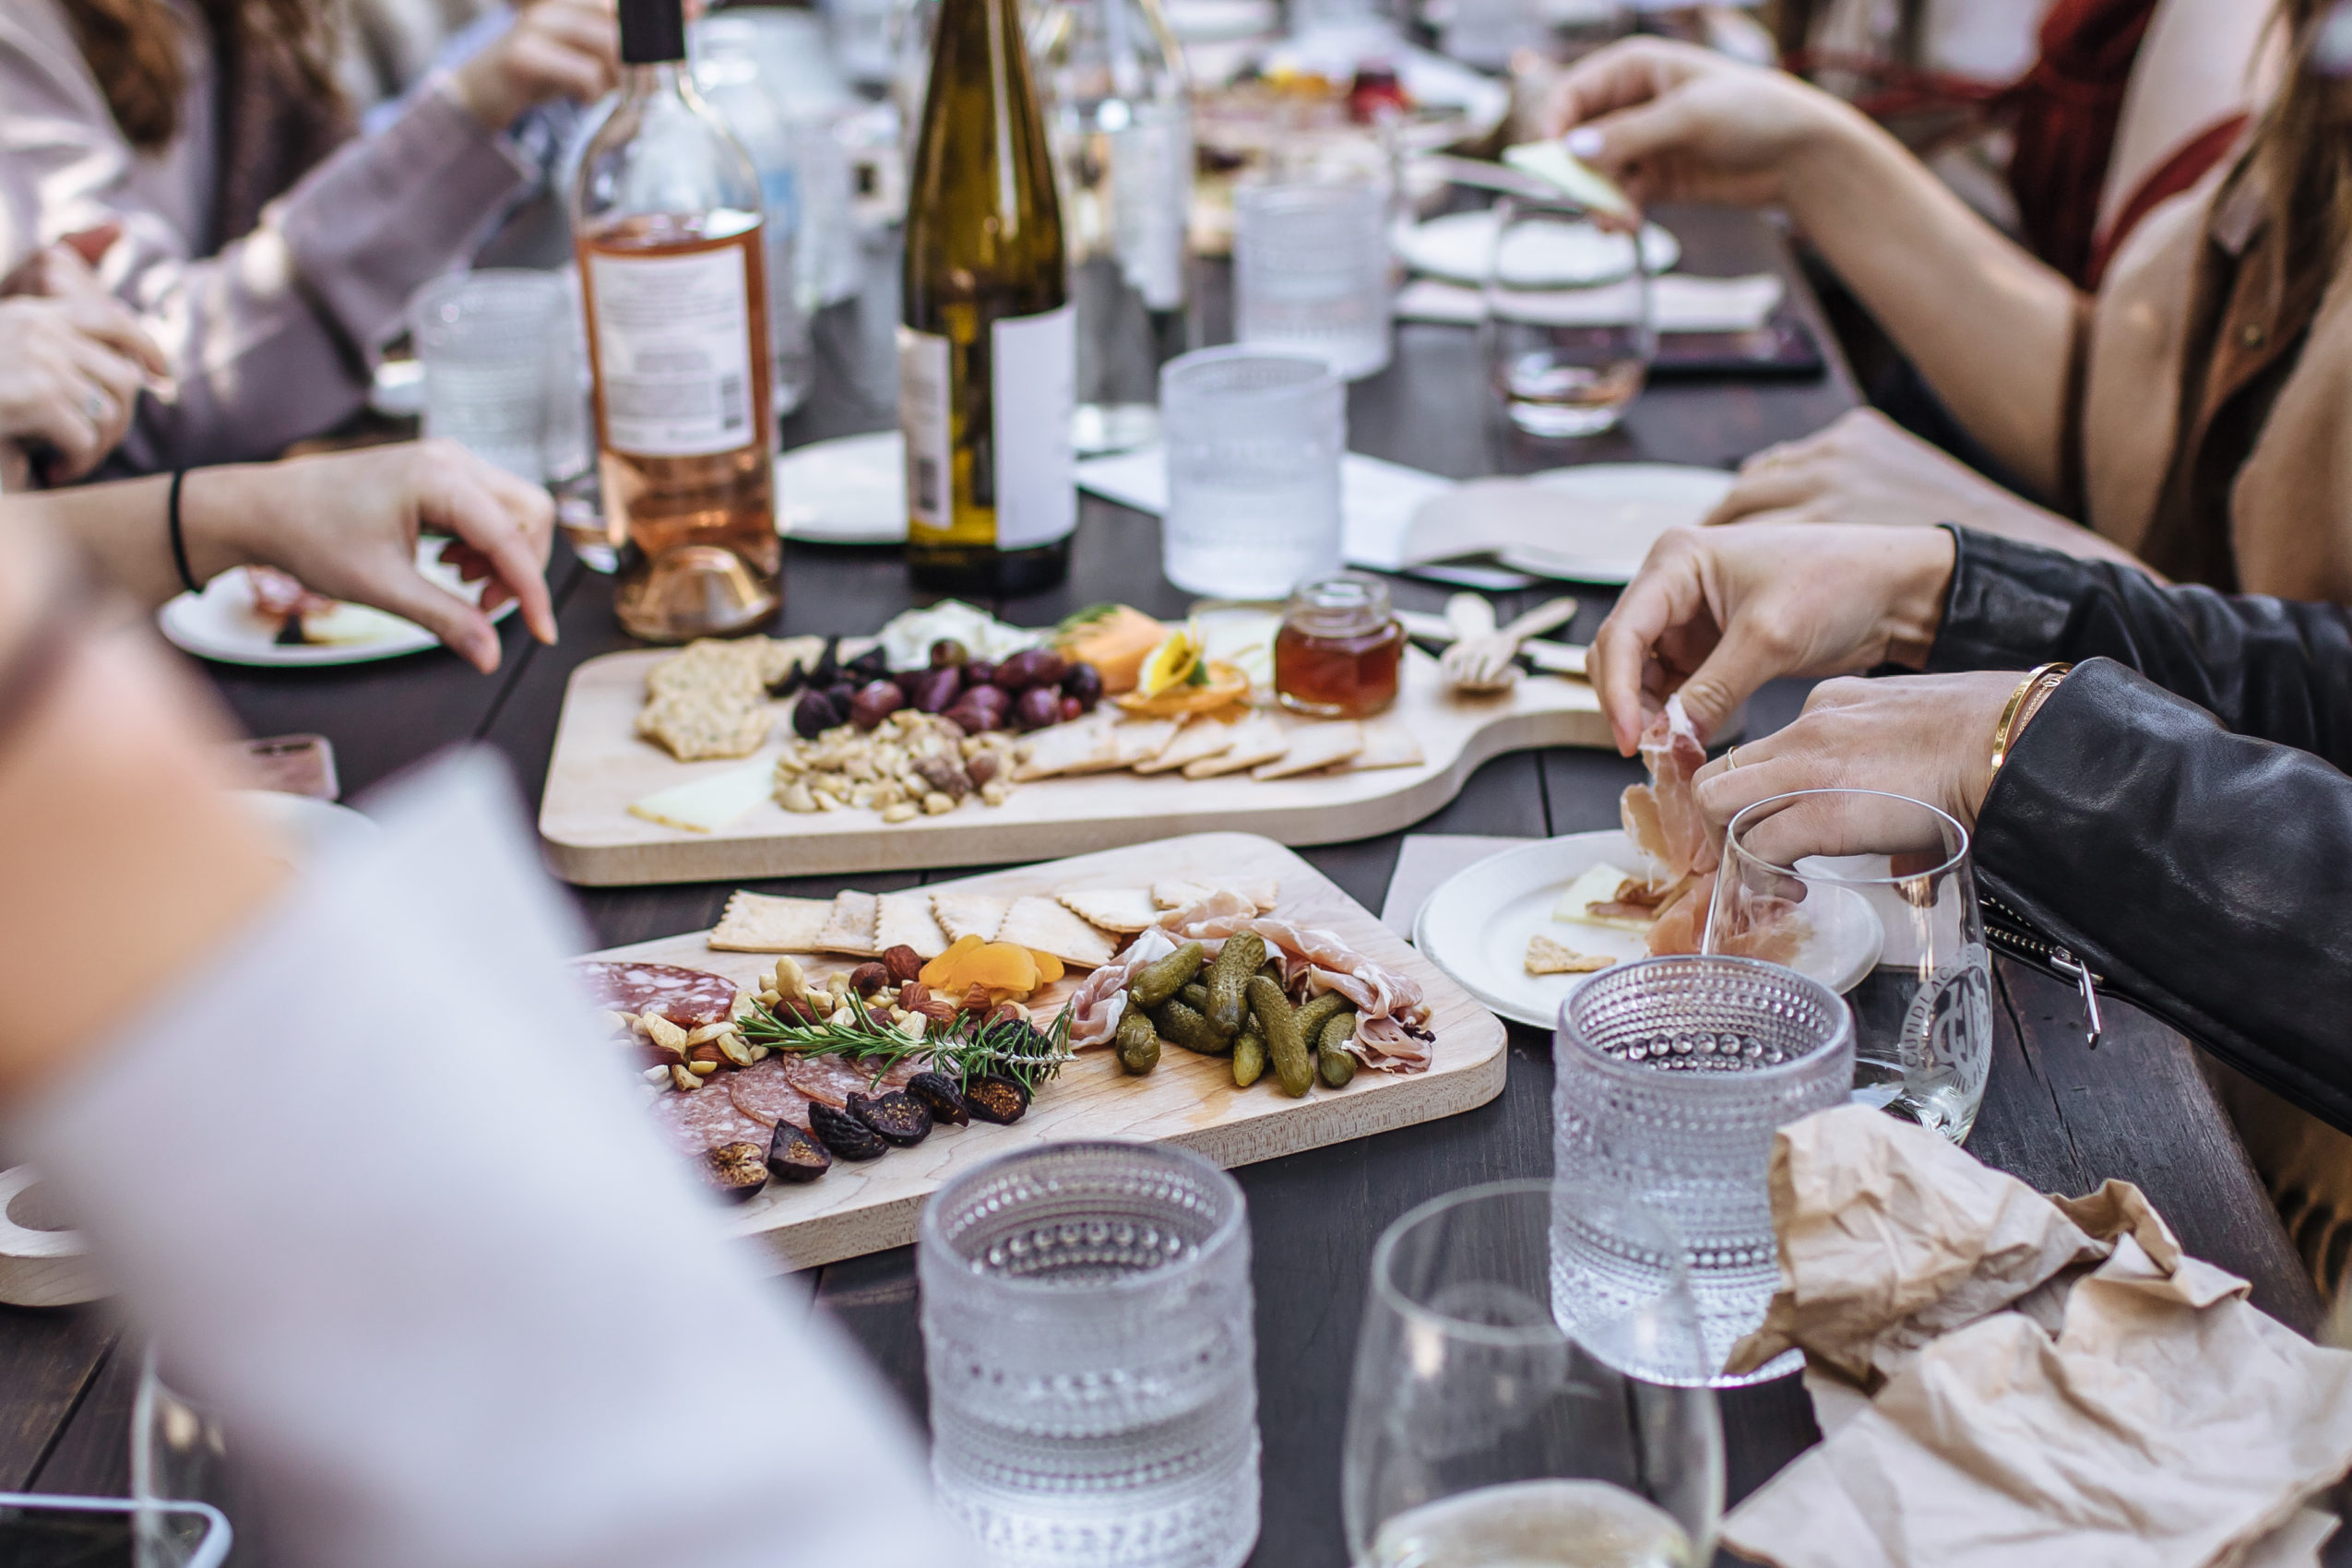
739, 991, 1075, 1091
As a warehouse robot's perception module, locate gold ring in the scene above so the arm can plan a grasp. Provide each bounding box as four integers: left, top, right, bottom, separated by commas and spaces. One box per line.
1725, 743, 1740, 769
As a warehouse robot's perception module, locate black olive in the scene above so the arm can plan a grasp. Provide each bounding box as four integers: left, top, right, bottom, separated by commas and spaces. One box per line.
1062, 661, 1104, 710
846, 646, 890, 682
910, 665, 963, 714
810, 639, 842, 688
962, 1074, 1031, 1125
766, 1122, 832, 1183
705, 1141, 769, 1203
824, 681, 859, 710
930, 637, 970, 668
809, 1101, 889, 1160
792, 688, 844, 738
848, 1090, 933, 1146
906, 1071, 970, 1126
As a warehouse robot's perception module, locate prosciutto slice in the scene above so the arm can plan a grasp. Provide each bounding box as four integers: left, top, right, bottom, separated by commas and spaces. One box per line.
1066, 928, 1181, 1050
1621, 695, 1714, 880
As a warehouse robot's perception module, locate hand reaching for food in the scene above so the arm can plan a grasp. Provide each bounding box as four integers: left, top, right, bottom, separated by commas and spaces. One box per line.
448, 0, 623, 132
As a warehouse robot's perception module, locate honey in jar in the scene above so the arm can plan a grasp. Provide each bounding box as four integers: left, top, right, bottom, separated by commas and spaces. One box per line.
1275, 574, 1405, 718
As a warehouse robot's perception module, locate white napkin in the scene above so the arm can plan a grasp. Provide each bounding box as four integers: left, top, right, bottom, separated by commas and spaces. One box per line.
1074, 446, 1458, 574
1395, 273, 1786, 333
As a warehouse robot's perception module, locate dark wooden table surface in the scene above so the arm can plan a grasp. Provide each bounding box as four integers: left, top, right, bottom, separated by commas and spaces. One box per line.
1, 206, 2322, 1565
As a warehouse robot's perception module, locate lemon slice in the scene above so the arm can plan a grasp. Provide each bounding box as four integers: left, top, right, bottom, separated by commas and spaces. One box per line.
1139, 628, 1203, 697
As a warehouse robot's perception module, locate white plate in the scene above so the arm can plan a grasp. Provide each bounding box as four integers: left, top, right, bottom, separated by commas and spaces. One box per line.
1397, 208, 1680, 288
1400, 463, 1732, 586
775, 430, 906, 545
158, 545, 513, 668
1414, 831, 1883, 1029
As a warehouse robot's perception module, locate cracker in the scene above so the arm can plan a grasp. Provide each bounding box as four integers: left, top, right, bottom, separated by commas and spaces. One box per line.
875, 892, 950, 958
1135, 716, 1239, 775
932, 892, 1009, 944
636, 693, 772, 761
1151, 874, 1279, 914
761, 635, 826, 688
1058, 887, 1161, 933
1014, 714, 1121, 780
1338, 719, 1425, 773
815, 890, 882, 956
1252, 721, 1365, 780
1110, 719, 1183, 769
997, 896, 1118, 968
1526, 934, 1614, 975
1181, 717, 1289, 778
707, 891, 836, 953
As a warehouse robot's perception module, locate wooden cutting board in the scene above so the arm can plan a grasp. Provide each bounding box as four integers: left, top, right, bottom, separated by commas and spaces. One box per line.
602, 834, 1508, 1272
540, 646, 1608, 885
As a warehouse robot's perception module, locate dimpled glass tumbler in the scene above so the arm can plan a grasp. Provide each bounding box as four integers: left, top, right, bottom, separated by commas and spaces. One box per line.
919, 1141, 1260, 1568
1553, 956, 1853, 1384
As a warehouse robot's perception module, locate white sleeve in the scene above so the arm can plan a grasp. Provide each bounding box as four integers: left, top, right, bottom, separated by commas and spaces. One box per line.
11, 752, 972, 1568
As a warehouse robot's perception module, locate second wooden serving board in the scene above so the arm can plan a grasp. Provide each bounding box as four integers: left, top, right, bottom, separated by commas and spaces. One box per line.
597, 833, 1508, 1272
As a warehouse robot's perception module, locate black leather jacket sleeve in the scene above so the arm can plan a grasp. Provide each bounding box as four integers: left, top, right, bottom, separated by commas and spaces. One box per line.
1925, 529, 2352, 1131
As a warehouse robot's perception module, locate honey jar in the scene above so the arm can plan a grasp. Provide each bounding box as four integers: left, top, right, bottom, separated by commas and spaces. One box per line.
1275, 574, 1405, 718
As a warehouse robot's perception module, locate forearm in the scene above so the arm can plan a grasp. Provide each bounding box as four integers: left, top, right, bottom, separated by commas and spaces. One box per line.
5, 467, 274, 608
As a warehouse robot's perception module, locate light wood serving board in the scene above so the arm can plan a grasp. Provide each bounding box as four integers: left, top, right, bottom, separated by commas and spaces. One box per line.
540, 647, 1607, 885
596, 834, 1508, 1272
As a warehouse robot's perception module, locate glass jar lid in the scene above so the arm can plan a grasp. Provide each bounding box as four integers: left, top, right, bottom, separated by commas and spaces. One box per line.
1284, 573, 1393, 638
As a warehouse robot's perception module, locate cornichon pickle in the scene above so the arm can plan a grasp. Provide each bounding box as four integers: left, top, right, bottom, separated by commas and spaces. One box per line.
1153, 997, 1231, 1055
1247, 974, 1314, 1097
1232, 1029, 1266, 1087
1294, 991, 1348, 1042
1204, 932, 1266, 1033
1116, 1009, 1161, 1075
1178, 981, 1208, 1010
1318, 1011, 1359, 1087
1129, 941, 1206, 1008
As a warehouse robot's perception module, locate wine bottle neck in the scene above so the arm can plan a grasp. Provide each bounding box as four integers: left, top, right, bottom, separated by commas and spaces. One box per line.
621, 61, 689, 101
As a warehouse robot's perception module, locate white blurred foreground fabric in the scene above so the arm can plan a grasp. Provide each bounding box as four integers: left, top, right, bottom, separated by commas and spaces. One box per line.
12, 751, 970, 1568
1721, 1106, 2352, 1568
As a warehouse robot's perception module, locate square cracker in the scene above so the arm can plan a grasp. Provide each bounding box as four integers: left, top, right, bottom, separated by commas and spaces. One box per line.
1338, 718, 1425, 773
1526, 933, 1614, 975
1253, 721, 1365, 780
875, 892, 950, 958
1109, 719, 1183, 769
708, 890, 835, 953
815, 890, 881, 956
1058, 887, 1161, 933
997, 896, 1118, 968
932, 892, 1009, 944
1182, 717, 1289, 778
1152, 875, 1280, 913
1014, 714, 1121, 780
1135, 717, 1238, 775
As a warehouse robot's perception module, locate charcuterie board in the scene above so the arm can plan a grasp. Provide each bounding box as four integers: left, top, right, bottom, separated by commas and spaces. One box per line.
540, 647, 1607, 885
612, 833, 1507, 1272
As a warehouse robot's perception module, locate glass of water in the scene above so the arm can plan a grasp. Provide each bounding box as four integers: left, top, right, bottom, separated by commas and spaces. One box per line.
919, 1140, 1260, 1568
1158, 346, 1344, 599
1554, 956, 1853, 1384
408, 269, 568, 482
1482, 196, 1656, 438
1342, 1181, 1723, 1568
132, 1345, 255, 1568
1232, 177, 1393, 381
1707, 789, 1993, 1145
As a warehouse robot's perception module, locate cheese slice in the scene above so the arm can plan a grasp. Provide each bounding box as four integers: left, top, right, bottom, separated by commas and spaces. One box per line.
627, 760, 774, 834
1502, 139, 1636, 219
1550, 861, 1651, 932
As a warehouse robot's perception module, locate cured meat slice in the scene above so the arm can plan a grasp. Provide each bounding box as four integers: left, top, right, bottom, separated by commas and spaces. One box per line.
728, 1057, 815, 1130
778, 1052, 920, 1108
648, 1082, 770, 1158
576, 960, 741, 1028
1621, 695, 1712, 879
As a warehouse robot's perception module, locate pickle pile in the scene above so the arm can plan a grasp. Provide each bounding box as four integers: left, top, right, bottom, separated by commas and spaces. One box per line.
1114, 934, 1358, 1095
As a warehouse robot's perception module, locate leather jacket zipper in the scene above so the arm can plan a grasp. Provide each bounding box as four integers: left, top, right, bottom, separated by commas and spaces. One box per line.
1979, 892, 2105, 1049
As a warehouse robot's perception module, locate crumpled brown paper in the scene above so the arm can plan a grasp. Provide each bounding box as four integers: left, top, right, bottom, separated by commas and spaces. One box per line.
1719, 1105, 2352, 1568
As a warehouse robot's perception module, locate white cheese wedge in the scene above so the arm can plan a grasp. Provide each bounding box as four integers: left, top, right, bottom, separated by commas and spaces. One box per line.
1502, 140, 1636, 220
1550, 861, 1653, 932
627, 760, 774, 834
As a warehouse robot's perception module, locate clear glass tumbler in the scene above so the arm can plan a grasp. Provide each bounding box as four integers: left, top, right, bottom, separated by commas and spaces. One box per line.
1232, 178, 1393, 381
1342, 1181, 1723, 1568
919, 1140, 1260, 1568
1706, 788, 1994, 1145
408, 269, 567, 482
1481, 195, 1656, 438
132, 1345, 255, 1568
1554, 956, 1854, 1384
1158, 346, 1344, 599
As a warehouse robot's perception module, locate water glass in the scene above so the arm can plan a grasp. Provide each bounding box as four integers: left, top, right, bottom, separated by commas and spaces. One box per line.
1158, 347, 1344, 599
1707, 788, 1994, 1145
133, 1345, 255, 1568
1482, 195, 1656, 438
1554, 956, 1854, 1384
1233, 179, 1393, 381
919, 1141, 1260, 1568
409, 270, 568, 481
1342, 1182, 1722, 1568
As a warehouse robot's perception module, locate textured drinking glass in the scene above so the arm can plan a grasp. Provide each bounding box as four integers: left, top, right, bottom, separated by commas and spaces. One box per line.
920, 1141, 1260, 1568
1482, 195, 1656, 438
1233, 179, 1393, 381
1158, 347, 1344, 599
1707, 789, 1993, 1145
133, 1345, 255, 1568
409, 270, 567, 481
1342, 1181, 1723, 1568
1554, 956, 1854, 1384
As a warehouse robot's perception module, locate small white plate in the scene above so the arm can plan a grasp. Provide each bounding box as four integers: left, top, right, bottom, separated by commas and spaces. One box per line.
775, 430, 906, 545
1414, 831, 1883, 1029
1398, 208, 1681, 289
158, 544, 512, 668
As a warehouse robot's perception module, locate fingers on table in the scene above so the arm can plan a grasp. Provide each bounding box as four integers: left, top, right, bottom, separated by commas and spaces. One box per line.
425, 456, 559, 649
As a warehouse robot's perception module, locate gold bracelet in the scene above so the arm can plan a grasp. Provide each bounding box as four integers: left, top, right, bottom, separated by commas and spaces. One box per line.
1990, 661, 2072, 776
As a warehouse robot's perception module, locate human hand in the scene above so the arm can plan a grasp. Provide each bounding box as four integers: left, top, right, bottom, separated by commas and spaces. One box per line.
1586, 522, 1956, 753
0, 286, 168, 482
1543, 38, 1858, 212
1703, 410, 2043, 532
448, 0, 621, 132
184, 441, 558, 673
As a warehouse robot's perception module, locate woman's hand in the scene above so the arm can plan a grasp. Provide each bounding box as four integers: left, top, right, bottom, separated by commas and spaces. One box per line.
449, 0, 622, 133
1544, 38, 1860, 212
184, 441, 558, 673
1587, 523, 1957, 753
0, 291, 168, 483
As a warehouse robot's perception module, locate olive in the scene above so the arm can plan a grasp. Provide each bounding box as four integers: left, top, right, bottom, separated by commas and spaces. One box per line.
891, 667, 929, 701
845, 647, 889, 682
1062, 661, 1104, 710
963, 659, 998, 688
1060, 695, 1084, 723
849, 678, 906, 731
996, 648, 1069, 690
947, 685, 1010, 733
910, 665, 963, 713
823, 681, 859, 711
792, 688, 844, 738
930, 637, 970, 668
1016, 685, 1063, 731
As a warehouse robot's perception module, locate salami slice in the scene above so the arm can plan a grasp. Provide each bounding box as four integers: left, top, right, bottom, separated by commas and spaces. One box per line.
577, 960, 740, 1028
778, 1053, 921, 1109
728, 1058, 814, 1131
647, 1081, 769, 1158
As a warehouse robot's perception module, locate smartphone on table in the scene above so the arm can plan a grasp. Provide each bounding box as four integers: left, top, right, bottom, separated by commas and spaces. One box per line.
0, 1493, 229, 1568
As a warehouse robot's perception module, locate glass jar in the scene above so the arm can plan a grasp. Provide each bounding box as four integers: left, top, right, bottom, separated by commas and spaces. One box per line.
1276, 573, 1404, 718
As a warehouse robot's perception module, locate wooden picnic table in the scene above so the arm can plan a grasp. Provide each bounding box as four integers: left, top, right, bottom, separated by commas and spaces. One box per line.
0, 206, 2323, 1565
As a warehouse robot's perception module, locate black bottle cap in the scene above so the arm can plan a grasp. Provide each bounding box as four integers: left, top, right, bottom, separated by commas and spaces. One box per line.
618, 0, 687, 65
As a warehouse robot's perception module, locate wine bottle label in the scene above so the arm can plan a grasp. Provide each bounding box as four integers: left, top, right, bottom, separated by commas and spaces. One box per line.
1111, 113, 1190, 313
897, 326, 952, 531
991, 304, 1077, 549
586, 240, 758, 457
